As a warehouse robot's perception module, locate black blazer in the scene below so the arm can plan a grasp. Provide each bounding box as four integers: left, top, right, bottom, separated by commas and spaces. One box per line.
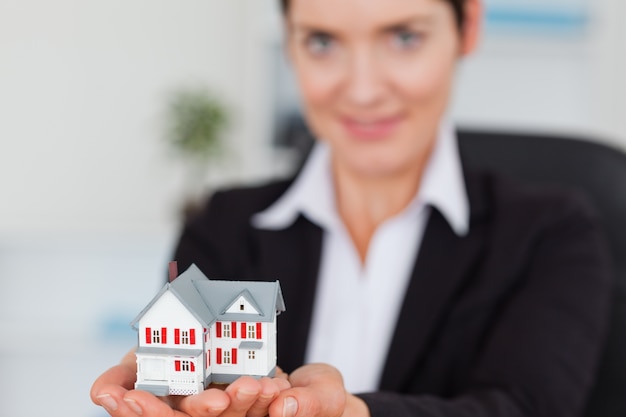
173, 168, 612, 417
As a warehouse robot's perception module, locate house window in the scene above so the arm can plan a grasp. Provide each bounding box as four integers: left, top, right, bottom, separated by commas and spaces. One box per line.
175, 360, 195, 372
223, 323, 231, 338
240, 302, 245, 311
223, 351, 231, 364
146, 327, 166, 344
175, 329, 195, 344
247, 324, 256, 339
248, 351, 256, 360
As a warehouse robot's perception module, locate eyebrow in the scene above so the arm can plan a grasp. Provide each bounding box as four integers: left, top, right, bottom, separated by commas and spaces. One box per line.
383, 16, 436, 31
290, 14, 437, 35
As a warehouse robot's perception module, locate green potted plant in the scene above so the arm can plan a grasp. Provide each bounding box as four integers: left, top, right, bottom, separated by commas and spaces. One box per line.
165, 88, 230, 217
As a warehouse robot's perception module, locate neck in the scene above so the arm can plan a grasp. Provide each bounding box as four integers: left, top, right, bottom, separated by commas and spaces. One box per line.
333, 157, 428, 263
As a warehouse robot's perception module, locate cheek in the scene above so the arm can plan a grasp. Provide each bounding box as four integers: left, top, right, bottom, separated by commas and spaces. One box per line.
294, 62, 343, 109
391, 57, 456, 106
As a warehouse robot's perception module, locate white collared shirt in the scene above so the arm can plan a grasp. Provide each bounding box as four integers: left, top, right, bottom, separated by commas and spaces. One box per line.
253, 121, 469, 392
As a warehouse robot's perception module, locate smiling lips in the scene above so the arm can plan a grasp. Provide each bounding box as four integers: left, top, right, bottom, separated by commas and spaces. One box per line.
341, 115, 403, 140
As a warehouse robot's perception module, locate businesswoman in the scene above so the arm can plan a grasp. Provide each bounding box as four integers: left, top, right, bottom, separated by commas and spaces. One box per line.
92, 0, 612, 416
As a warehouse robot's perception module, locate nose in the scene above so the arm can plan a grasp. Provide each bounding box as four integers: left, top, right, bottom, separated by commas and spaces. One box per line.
344, 47, 386, 107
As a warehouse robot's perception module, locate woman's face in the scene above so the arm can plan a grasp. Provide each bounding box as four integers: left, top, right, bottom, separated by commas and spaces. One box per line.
286, 0, 480, 180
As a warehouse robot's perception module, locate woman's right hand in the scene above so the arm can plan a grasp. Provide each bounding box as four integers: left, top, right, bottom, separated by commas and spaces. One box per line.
90, 349, 291, 417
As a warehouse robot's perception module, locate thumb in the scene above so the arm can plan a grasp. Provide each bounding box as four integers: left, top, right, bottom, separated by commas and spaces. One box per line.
269, 364, 347, 417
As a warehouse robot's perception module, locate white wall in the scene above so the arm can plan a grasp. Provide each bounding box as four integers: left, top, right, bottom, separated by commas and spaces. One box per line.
0, 2, 272, 416
590, 0, 626, 148
452, 0, 626, 150
0, 0, 270, 238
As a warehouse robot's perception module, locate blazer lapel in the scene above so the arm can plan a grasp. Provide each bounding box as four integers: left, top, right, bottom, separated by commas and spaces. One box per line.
246, 215, 324, 374
380, 172, 490, 391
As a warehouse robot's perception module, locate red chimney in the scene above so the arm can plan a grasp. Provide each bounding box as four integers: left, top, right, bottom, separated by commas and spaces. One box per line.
168, 261, 179, 282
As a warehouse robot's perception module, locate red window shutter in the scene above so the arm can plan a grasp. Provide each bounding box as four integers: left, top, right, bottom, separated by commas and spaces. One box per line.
256, 323, 262, 339
145, 327, 152, 344
232, 348, 238, 365
241, 323, 246, 339
190, 329, 196, 344
191, 362, 196, 372
161, 327, 167, 344
216, 322, 222, 338
216, 348, 222, 365
174, 329, 180, 344
175, 360, 181, 372
232, 322, 237, 338
206, 352, 209, 368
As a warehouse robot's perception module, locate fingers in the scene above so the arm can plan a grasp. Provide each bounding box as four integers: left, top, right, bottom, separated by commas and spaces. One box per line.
91, 349, 139, 415
245, 377, 289, 417
180, 376, 261, 417
268, 364, 348, 417
92, 348, 292, 417
176, 386, 232, 417
177, 375, 291, 417
123, 389, 191, 417
275, 366, 290, 381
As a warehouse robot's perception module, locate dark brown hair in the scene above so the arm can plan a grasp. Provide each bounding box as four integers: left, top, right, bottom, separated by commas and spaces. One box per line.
279, 0, 467, 30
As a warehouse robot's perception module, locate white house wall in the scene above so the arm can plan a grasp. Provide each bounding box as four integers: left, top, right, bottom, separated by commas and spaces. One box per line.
136, 290, 209, 395
209, 319, 275, 381
267, 320, 277, 372
138, 291, 203, 348
225, 295, 261, 315
136, 351, 205, 395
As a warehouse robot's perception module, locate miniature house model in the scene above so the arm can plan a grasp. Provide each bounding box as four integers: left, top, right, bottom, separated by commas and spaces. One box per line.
131, 264, 285, 396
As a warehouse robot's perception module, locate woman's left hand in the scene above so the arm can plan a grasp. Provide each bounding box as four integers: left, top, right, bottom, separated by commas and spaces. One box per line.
268, 364, 370, 417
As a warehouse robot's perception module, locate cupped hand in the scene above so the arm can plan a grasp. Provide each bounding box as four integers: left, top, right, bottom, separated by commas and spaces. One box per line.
91, 349, 291, 417
268, 364, 370, 417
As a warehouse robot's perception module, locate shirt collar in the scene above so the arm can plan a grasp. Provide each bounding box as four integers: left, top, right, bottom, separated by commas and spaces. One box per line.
252, 120, 469, 236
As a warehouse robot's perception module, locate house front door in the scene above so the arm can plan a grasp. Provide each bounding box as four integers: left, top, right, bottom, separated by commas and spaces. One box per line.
244, 350, 259, 375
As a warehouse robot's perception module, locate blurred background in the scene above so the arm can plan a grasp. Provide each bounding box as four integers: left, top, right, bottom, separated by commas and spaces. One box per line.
0, 0, 624, 415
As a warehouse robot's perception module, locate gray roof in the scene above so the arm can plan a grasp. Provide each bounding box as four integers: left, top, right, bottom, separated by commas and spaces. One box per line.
131, 264, 285, 329
136, 346, 203, 356
239, 341, 264, 350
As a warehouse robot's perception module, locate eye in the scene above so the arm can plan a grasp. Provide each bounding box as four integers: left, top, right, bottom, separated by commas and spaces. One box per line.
304, 32, 336, 56
390, 28, 423, 50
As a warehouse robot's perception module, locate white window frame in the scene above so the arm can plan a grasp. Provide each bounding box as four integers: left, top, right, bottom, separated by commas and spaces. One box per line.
247, 324, 256, 339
